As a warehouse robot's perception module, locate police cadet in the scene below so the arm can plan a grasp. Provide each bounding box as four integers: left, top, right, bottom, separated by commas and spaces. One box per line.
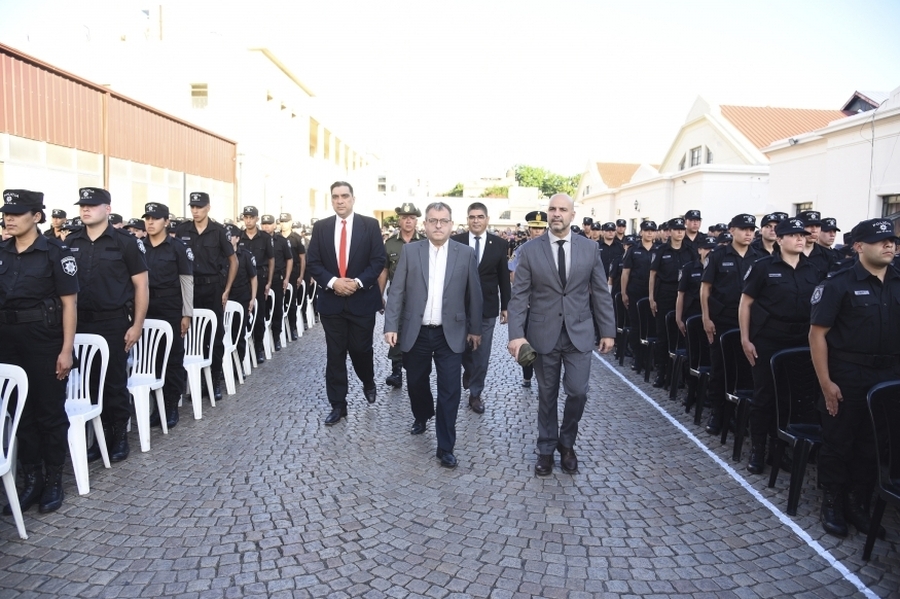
124, 218, 147, 239
797, 210, 837, 275
739, 217, 823, 475
43, 209, 67, 240
67, 187, 149, 462
649, 217, 697, 386
620, 220, 657, 371
238, 206, 275, 362
261, 214, 292, 351
581, 217, 593, 238
175, 192, 238, 398
108, 213, 124, 229
700, 213, 764, 435
683, 209, 702, 250
279, 213, 306, 340
377, 202, 423, 388
0, 189, 78, 514
819, 217, 840, 250
142, 203, 193, 429
657, 220, 670, 246
615, 218, 627, 242
676, 235, 717, 337
508, 210, 548, 388
225, 223, 257, 369
609, 235, 634, 299
598, 222, 623, 281
809, 218, 900, 538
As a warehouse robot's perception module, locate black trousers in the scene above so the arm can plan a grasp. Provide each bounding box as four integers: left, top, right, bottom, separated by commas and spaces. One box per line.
287, 275, 300, 333
708, 315, 738, 418
252, 275, 268, 346
78, 314, 132, 426
747, 331, 807, 445
0, 320, 68, 466
271, 274, 285, 336
320, 310, 376, 410
148, 313, 187, 405
626, 290, 648, 365
230, 289, 252, 365
654, 291, 677, 371
194, 280, 225, 378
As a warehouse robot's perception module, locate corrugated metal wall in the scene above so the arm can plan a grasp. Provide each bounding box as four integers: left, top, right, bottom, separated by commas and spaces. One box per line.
0, 43, 235, 184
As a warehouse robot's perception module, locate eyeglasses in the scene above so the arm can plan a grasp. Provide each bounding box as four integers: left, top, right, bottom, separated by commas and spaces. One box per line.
426, 218, 451, 226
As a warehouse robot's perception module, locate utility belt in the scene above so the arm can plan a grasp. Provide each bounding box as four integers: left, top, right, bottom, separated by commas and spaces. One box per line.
0, 298, 63, 327
194, 275, 221, 286
149, 287, 181, 299
764, 318, 809, 335
750, 302, 808, 338
79, 301, 133, 323
831, 349, 900, 369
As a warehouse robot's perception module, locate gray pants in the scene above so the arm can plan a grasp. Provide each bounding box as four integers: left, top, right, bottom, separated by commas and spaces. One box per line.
462, 316, 496, 397
534, 326, 591, 455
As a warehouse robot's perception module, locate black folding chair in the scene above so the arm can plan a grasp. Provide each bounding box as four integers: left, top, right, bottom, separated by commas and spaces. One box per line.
636, 298, 659, 383
665, 310, 687, 401
719, 329, 754, 461
684, 315, 711, 424
768, 347, 822, 516
614, 292, 631, 366
863, 380, 900, 560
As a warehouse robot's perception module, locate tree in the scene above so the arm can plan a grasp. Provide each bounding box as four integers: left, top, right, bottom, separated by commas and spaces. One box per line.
481, 186, 509, 198
514, 165, 579, 197
442, 183, 464, 197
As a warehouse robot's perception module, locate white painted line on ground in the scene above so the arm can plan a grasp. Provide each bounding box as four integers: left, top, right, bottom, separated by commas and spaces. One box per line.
594, 352, 879, 599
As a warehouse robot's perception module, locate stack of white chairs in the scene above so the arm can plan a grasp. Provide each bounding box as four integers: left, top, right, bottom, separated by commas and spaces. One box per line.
222, 301, 245, 396
0, 364, 29, 539
68, 333, 111, 491
293, 280, 305, 339
183, 308, 217, 420
127, 320, 173, 452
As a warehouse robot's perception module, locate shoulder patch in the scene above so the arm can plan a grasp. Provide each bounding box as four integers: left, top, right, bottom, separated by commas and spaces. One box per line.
61, 255, 78, 276
186, 248, 194, 261
136, 239, 146, 254
250, 256, 257, 267
226, 231, 232, 242
811, 285, 824, 305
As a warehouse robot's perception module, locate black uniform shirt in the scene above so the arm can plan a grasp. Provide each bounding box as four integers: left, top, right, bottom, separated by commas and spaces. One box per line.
598, 240, 624, 279
174, 220, 234, 277
651, 242, 697, 292
811, 260, 900, 356
285, 231, 305, 281
42, 228, 64, 241
272, 233, 292, 277
232, 248, 257, 292
239, 230, 274, 278
623, 243, 654, 295
0, 234, 80, 310
702, 243, 764, 313
145, 236, 193, 317
742, 253, 822, 323
806, 243, 837, 276
750, 237, 779, 256
678, 259, 705, 318
66, 224, 148, 311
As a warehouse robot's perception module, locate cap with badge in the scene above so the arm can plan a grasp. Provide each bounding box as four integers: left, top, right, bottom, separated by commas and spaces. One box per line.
51, 209, 67, 219
125, 218, 145, 231
659, 221, 670, 231
684, 209, 702, 221
698, 235, 719, 249
525, 210, 548, 228
718, 231, 734, 244
62, 217, 83, 231
2, 189, 45, 215
108, 213, 123, 225
601, 222, 616, 232
395, 202, 422, 217
224, 223, 241, 238
668, 217, 686, 230
188, 192, 210, 207
820, 217, 840, 232
639, 220, 657, 231
775, 217, 809, 236
796, 210, 822, 226
761, 212, 784, 226
622, 235, 636, 245
241, 206, 259, 217
615, 219, 627, 227
142, 202, 170, 220
75, 187, 111, 205
279, 213, 292, 223
582, 217, 593, 227
260, 214, 275, 225
728, 214, 757, 229
850, 219, 898, 244
590, 222, 602, 231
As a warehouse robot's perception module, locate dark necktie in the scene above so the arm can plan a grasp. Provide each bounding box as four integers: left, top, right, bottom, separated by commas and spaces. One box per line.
557, 239, 566, 288
474, 235, 481, 264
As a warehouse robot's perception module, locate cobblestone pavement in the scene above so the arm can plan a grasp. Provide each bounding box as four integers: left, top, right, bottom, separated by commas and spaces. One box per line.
1, 316, 898, 598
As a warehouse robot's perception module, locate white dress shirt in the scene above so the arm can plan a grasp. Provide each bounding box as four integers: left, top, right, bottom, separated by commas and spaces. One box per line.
327, 212, 361, 290
468, 232, 484, 264
422, 241, 448, 326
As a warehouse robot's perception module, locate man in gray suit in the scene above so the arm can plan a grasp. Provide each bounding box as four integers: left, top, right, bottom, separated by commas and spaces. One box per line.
384, 202, 483, 469
507, 194, 616, 476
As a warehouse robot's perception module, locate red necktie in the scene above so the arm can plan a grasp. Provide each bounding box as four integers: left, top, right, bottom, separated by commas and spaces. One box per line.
338, 219, 347, 278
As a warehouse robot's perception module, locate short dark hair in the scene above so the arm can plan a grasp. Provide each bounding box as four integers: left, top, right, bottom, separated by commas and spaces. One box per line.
467, 202, 488, 216
425, 202, 452, 219
330, 181, 354, 195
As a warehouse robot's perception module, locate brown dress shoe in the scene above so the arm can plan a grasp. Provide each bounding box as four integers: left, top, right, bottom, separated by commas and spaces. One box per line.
557, 444, 578, 474
468, 395, 484, 414
534, 454, 553, 476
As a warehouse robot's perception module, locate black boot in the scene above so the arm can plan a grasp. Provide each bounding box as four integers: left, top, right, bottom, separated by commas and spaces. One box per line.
38, 464, 64, 513
821, 486, 848, 537
213, 377, 223, 401
652, 368, 666, 388
86, 424, 112, 462
845, 486, 886, 539
255, 343, 266, 364
705, 411, 722, 435
165, 396, 180, 429
150, 408, 162, 427
2, 463, 43, 515
747, 440, 766, 474
110, 422, 130, 463
385, 363, 402, 388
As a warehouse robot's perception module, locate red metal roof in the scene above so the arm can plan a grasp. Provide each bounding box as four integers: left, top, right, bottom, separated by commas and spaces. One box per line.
720, 105, 846, 151
596, 162, 642, 188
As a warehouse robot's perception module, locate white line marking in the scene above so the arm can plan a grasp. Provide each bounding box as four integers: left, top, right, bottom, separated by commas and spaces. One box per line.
594, 352, 879, 599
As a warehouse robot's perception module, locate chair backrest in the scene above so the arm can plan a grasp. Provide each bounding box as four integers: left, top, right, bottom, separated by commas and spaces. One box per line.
129, 320, 172, 381
665, 310, 684, 354
223, 301, 244, 350
185, 308, 217, 359
770, 346, 821, 435
283, 284, 293, 311
245, 300, 256, 336
719, 329, 740, 395
0, 364, 28, 468
637, 297, 656, 341
308, 279, 318, 301
867, 381, 900, 491
685, 314, 711, 371
69, 333, 110, 407
265, 289, 275, 324
614, 292, 628, 331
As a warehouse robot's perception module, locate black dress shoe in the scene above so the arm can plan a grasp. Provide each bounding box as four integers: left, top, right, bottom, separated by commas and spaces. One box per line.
274, 339, 282, 351
468, 395, 485, 414
255, 344, 266, 364
652, 374, 666, 388
534, 454, 553, 476
436, 448, 457, 469
522, 379, 532, 388
557, 444, 578, 474
291, 330, 299, 341
705, 414, 722, 435
213, 379, 223, 401
324, 409, 346, 426
410, 420, 427, 435
364, 387, 377, 404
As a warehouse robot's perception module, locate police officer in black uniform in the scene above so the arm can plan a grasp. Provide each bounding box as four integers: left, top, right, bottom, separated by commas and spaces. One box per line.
609, 235, 634, 299
261, 214, 292, 351
68, 187, 149, 462
175, 192, 238, 399
0, 189, 78, 514
700, 213, 764, 434
598, 222, 623, 280
797, 210, 837, 275
649, 217, 697, 386
739, 217, 823, 474
752, 212, 787, 256
43, 209, 67, 241
615, 218, 627, 243
809, 218, 900, 538
143, 202, 193, 428
279, 213, 306, 340
682, 209, 703, 251
238, 206, 275, 362
621, 220, 657, 371
224, 223, 257, 370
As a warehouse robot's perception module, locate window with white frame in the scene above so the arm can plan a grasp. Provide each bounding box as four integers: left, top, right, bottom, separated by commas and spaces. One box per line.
191, 84, 208, 109
690, 147, 701, 167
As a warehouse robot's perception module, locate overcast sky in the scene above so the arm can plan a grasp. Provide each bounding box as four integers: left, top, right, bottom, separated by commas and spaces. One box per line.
1, 0, 899, 189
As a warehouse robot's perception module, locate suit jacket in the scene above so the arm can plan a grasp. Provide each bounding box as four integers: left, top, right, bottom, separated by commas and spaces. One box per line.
450, 232, 511, 319
384, 239, 483, 353
306, 214, 386, 316
507, 232, 615, 354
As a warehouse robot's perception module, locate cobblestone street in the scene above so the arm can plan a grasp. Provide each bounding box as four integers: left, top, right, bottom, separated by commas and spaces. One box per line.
1, 316, 898, 598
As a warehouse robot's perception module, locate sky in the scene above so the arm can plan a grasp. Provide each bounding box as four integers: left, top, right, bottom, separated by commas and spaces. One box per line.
1, 0, 899, 190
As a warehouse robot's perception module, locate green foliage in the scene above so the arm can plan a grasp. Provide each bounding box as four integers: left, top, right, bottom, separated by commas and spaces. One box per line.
514, 165, 579, 197
481, 186, 509, 198
443, 183, 464, 197
382, 215, 398, 228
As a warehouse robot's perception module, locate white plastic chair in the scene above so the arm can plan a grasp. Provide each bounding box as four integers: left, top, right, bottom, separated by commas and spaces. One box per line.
280, 284, 293, 347
126, 320, 173, 452
305, 279, 318, 330
184, 308, 217, 420
244, 300, 257, 373
222, 301, 245, 395
0, 364, 29, 539
293, 280, 305, 339
263, 289, 275, 360
67, 334, 111, 493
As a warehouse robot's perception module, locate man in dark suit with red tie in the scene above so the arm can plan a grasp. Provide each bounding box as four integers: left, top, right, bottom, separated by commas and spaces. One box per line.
307, 181, 387, 425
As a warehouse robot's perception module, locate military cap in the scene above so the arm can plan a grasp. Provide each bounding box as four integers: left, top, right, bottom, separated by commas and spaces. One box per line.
668, 217, 686, 230
570, 225, 582, 235
728, 214, 756, 229
2, 189, 45, 214
62, 217, 84, 231
760, 212, 786, 227
616, 219, 627, 227
51, 209, 67, 219
241, 206, 259, 217
820, 217, 840, 232
395, 202, 422, 217
108, 213, 124, 225
622, 235, 637, 245
796, 210, 822, 226
260, 214, 275, 225
718, 231, 734, 243
124, 218, 145, 231
775, 217, 809, 236
590, 222, 602, 231
714, 222, 729, 232
684, 209, 702, 220
582, 217, 593, 227
639, 220, 657, 231
601, 222, 616, 231
279, 213, 292, 223
698, 235, 719, 249
525, 211, 548, 228
223, 218, 234, 225
850, 219, 898, 244
75, 187, 111, 206
189, 192, 210, 207
142, 202, 169, 219
224, 223, 241, 237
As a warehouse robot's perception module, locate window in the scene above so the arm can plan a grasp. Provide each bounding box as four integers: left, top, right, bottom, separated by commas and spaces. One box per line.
678, 155, 686, 171
499, 211, 510, 220
690, 147, 701, 167
882, 195, 900, 217
309, 118, 319, 157
706, 148, 714, 164
794, 202, 813, 215
377, 176, 386, 193
191, 84, 208, 109
583, 185, 591, 196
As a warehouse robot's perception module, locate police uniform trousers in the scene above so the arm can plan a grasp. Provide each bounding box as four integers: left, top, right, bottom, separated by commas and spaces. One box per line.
462, 316, 496, 397
229, 285, 252, 365
271, 273, 285, 338
147, 305, 186, 408
193, 278, 225, 379
653, 290, 677, 371
320, 310, 376, 411
403, 325, 462, 453
0, 320, 68, 467
626, 288, 648, 366
817, 359, 900, 489
252, 275, 269, 346
708, 312, 739, 418
78, 313, 132, 426
287, 273, 300, 334
534, 324, 590, 455
747, 328, 807, 445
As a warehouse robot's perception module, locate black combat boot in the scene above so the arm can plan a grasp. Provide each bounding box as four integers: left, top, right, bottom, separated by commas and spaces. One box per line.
652, 367, 666, 388
2, 463, 43, 515
820, 486, 848, 537
165, 396, 180, 429
109, 421, 130, 462
845, 486, 886, 539
86, 424, 112, 462
747, 439, 766, 474
385, 363, 402, 388
213, 377, 223, 401
38, 464, 64, 513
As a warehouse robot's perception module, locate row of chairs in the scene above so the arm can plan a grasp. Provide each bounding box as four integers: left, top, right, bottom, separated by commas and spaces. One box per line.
612, 292, 900, 560
1, 280, 320, 539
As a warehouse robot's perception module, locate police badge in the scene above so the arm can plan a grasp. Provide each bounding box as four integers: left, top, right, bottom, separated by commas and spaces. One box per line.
811, 285, 824, 305
186, 248, 194, 261
743, 265, 752, 280
61, 256, 78, 276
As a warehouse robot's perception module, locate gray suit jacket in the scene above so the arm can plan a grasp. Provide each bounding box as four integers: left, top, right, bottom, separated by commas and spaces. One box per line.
384, 239, 483, 353
507, 232, 615, 354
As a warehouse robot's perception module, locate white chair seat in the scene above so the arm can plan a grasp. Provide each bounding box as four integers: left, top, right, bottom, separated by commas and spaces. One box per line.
0, 364, 30, 539
222, 301, 244, 396
67, 334, 111, 494
184, 309, 217, 419
127, 320, 173, 453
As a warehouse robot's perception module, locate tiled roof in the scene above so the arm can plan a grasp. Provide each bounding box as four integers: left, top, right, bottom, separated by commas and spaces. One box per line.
720, 105, 846, 151
596, 162, 642, 188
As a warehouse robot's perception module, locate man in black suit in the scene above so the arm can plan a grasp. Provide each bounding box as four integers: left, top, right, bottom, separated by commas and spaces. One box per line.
307, 181, 387, 425
451, 202, 510, 413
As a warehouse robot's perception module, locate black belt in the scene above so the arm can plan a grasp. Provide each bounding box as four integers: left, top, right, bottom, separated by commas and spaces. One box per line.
149, 287, 181, 299
78, 308, 127, 322
0, 308, 44, 324
765, 318, 809, 335
831, 349, 900, 369
423, 324, 442, 329
195, 275, 220, 285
